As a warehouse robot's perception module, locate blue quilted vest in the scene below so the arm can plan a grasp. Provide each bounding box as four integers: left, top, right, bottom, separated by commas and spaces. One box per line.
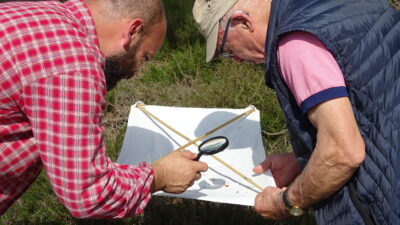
264, 0, 400, 224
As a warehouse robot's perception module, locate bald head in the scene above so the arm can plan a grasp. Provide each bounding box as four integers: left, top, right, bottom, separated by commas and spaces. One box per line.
89, 0, 165, 34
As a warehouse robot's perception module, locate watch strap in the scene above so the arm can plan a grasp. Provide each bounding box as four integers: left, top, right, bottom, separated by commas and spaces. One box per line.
282, 188, 293, 208
282, 188, 305, 216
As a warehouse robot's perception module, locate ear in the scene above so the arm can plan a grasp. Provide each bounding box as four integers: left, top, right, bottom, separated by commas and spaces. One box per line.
122, 18, 144, 51
230, 12, 254, 32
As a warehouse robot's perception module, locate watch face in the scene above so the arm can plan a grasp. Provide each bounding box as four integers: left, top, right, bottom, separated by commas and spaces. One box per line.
289, 207, 304, 217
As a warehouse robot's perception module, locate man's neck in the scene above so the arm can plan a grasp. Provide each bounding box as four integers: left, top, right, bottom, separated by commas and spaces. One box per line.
253, 0, 272, 57
85, 0, 125, 56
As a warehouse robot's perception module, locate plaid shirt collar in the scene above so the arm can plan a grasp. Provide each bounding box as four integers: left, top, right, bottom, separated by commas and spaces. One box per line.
65, 0, 103, 57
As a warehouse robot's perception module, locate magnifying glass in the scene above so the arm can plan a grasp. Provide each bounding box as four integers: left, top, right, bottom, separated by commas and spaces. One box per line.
194, 136, 229, 161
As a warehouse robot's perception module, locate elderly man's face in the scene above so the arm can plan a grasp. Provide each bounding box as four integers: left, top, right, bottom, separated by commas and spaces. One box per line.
216, 13, 266, 64
104, 21, 166, 90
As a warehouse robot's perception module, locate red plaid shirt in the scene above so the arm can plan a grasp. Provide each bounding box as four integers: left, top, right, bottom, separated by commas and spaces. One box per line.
0, 0, 154, 218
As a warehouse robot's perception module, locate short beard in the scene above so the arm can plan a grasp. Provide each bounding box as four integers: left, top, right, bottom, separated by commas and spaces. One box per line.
104, 43, 140, 91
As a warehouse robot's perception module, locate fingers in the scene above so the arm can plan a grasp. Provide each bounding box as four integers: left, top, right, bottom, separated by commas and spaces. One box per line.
254, 191, 264, 211
186, 173, 201, 190
275, 177, 284, 188
188, 180, 195, 189
195, 172, 202, 181
253, 187, 281, 219
193, 161, 208, 172
180, 150, 197, 159
179, 150, 208, 172
153, 150, 209, 194
253, 157, 272, 174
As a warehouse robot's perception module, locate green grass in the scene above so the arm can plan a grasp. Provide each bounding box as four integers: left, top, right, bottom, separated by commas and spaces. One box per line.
0, 0, 316, 224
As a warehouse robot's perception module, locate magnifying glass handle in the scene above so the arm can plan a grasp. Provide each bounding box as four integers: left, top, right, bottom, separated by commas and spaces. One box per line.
194, 153, 203, 161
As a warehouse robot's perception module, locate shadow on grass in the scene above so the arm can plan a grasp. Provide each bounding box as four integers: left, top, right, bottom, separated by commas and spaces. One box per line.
139, 196, 316, 225
49, 196, 315, 225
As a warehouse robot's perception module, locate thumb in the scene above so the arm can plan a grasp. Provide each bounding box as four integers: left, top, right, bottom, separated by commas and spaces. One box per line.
253, 158, 272, 174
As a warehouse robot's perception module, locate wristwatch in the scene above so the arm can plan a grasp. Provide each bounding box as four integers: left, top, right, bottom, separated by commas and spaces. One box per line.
282, 188, 304, 216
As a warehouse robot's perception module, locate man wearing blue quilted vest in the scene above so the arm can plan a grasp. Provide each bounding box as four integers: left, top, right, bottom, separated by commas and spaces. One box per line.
193, 0, 400, 224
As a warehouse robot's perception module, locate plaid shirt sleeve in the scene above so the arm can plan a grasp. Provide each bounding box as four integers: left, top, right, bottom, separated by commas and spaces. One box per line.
0, 0, 155, 218
21, 69, 154, 218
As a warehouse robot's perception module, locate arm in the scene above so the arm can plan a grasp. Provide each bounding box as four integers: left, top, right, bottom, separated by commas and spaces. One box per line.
288, 96, 365, 208
254, 97, 365, 219
22, 72, 153, 218
22, 71, 207, 218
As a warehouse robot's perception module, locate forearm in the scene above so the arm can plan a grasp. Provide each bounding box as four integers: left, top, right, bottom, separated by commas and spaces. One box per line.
41, 134, 155, 218
288, 144, 360, 209
288, 97, 365, 209
39, 129, 155, 218
25, 72, 155, 218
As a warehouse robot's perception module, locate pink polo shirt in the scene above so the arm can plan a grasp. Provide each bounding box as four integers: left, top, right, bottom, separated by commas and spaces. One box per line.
277, 31, 348, 113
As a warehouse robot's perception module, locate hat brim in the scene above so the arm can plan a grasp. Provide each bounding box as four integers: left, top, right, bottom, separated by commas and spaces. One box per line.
205, 22, 219, 62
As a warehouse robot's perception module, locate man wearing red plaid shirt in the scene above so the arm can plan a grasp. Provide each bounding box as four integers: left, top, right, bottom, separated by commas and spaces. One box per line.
0, 0, 208, 218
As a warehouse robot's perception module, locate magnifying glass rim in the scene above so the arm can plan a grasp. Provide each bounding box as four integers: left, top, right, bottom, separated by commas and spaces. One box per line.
198, 136, 229, 155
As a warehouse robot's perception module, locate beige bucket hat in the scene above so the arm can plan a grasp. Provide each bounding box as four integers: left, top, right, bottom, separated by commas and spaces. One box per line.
193, 0, 239, 62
